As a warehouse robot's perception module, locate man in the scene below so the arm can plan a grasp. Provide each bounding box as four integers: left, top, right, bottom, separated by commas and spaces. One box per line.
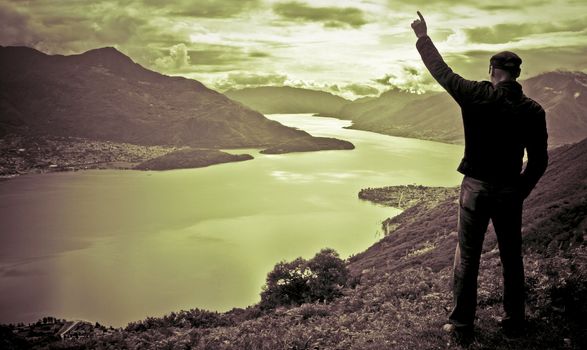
410, 11, 549, 342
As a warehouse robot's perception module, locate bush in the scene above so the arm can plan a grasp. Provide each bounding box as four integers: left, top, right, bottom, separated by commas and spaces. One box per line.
124, 308, 232, 332
307, 248, 349, 302
296, 303, 330, 320
259, 248, 349, 310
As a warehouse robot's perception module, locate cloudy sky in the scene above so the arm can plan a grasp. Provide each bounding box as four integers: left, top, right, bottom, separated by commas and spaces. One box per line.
2, 0, 586, 98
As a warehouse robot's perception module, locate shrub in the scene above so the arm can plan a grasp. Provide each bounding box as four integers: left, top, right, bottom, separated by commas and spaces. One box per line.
260, 248, 349, 309
307, 248, 350, 302
124, 308, 232, 332
297, 303, 330, 320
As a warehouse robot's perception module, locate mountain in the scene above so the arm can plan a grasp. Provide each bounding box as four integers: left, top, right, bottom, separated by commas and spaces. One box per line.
353, 91, 463, 143
224, 86, 350, 115
338, 71, 587, 146
522, 71, 587, 146
339, 89, 463, 142
0, 46, 342, 150
336, 87, 435, 120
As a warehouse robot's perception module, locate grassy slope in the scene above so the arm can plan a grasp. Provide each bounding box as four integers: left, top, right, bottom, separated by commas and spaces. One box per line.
15, 139, 587, 350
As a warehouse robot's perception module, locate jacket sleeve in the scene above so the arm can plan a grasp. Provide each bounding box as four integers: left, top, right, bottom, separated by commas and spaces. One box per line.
520, 107, 549, 198
415, 35, 487, 105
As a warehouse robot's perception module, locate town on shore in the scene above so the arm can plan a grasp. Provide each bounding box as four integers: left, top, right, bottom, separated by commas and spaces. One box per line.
0, 134, 181, 179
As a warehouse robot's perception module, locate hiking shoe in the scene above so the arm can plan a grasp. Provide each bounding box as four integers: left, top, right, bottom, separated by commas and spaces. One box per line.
442, 323, 474, 345
442, 323, 457, 333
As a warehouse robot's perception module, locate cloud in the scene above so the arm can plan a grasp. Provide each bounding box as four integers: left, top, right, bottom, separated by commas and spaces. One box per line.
277, 80, 378, 99
1, 0, 586, 95
215, 72, 289, 91
386, 0, 547, 8
273, 1, 367, 28
374, 65, 437, 93
249, 51, 270, 58
146, 33, 268, 74
0, 1, 160, 54
444, 46, 587, 80
144, 42, 273, 77
154, 43, 191, 70
374, 74, 394, 86
143, 0, 261, 18
0, 2, 40, 47
187, 45, 246, 66
343, 83, 380, 96
91, 8, 148, 44
464, 18, 587, 44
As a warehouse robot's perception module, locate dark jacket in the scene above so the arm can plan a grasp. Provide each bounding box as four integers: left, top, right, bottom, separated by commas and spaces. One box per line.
416, 35, 548, 198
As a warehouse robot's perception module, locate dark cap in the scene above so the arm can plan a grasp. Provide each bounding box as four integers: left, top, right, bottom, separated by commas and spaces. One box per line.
490, 51, 522, 78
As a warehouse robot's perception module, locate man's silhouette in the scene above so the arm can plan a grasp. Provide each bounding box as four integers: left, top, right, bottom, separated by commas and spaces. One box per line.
411, 11, 548, 342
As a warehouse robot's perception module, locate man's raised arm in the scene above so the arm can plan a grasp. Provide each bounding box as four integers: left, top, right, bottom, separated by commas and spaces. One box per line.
411, 11, 483, 104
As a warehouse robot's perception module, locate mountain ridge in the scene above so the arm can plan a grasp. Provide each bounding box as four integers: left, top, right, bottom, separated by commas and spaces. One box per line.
225, 71, 587, 146
343, 71, 587, 146
0, 45, 351, 153
224, 86, 350, 115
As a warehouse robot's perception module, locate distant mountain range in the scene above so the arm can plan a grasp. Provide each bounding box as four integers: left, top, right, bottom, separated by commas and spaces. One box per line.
0, 46, 350, 152
228, 71, 587, 146
225, 86, 349, 115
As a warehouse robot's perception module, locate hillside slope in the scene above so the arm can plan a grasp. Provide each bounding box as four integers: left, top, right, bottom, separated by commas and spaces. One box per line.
0, 46, 324, 149
225, 86, 350, 115
337, 88, 438, 126
346, 91, 461, 144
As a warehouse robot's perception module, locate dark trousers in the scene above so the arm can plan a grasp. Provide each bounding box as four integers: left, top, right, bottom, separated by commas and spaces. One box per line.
449, 176, 525, 328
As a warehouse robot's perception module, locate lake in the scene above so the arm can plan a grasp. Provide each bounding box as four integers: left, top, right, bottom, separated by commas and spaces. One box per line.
0, 114, 464, 327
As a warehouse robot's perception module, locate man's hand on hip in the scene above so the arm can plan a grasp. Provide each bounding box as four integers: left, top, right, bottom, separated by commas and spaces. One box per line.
411, 11, 427, 38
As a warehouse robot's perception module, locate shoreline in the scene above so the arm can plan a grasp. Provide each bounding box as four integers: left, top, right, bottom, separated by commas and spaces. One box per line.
358, 184, 459, 210
358, 184, 459, 235
0, 134, 181, 179
0, 133, 355, 180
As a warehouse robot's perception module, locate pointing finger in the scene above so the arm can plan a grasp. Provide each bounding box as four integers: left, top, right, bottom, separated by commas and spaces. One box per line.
417, 11, 425, 22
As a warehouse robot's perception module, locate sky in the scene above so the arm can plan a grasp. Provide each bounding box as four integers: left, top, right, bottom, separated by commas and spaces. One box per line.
2, 0, 587, 99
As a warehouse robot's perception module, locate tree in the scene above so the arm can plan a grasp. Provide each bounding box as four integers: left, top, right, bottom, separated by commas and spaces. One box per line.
259, 248, 349, 310
307, 248, 349, 302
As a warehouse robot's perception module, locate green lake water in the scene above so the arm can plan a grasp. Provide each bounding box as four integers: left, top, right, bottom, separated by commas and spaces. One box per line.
0, 114, 464, 326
